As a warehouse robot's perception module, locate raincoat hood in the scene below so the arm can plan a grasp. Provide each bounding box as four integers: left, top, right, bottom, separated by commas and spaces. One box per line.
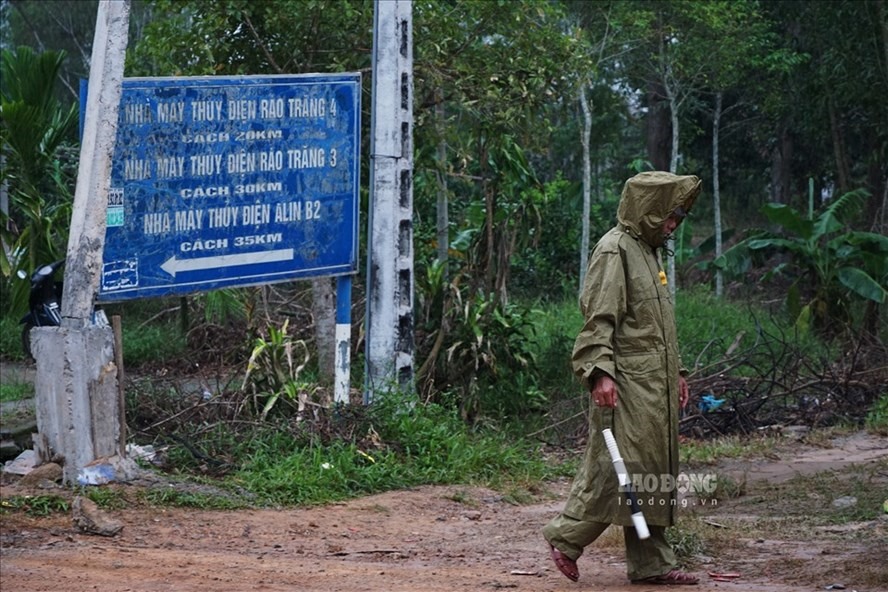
617, 171, 702, 248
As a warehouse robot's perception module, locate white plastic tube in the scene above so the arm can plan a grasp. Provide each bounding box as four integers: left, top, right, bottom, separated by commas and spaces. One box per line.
602, 428, 650, 540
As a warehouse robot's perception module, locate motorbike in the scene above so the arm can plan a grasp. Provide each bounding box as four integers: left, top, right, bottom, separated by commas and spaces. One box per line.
19, 259, 65, 359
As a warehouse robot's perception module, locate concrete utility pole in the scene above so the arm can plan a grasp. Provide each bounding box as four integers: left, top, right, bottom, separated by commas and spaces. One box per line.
365, 0, 414, 403
32, 0, 131, 484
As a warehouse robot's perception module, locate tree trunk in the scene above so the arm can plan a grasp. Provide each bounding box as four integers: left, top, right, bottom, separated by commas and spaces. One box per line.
495, 226, 512, 306
869, 0, 887, 233
668, 97, 680, 174
645, 81, 671, 171
579, 82, 592, 294
827, 95, 850, 194
665, 81, 680, 296
480, 139, 496, 295
880, 178, 888, 236
713, 92, 724, 298
435, 90, 449, 276
770, 123, 793, 204
311, 276, 335, 384
0, 155, 9, 262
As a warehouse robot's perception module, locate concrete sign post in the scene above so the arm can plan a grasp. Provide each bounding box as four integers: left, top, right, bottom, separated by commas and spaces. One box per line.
33, 0, 130, 485
365, 0, 415, 403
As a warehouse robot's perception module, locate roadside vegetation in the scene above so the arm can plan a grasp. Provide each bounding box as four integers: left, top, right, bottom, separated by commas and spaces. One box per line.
0, 378, 33, 403
6, 282, 882, 514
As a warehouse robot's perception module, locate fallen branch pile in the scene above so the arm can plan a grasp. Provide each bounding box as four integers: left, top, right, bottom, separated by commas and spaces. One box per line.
681, 325, 886, 437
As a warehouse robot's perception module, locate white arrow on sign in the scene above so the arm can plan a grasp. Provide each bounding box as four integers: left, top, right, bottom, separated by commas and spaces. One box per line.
161, 249, 295, 277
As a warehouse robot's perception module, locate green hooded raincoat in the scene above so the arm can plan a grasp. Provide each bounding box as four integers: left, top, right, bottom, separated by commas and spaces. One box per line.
564, 171, 702, 528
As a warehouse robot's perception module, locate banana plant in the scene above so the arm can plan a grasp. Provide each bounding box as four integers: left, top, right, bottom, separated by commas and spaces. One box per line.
713, 189, 887, 333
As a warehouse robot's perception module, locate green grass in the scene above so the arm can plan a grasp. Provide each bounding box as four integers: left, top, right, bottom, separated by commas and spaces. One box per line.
665, 517, 708, 560
0, 379, 33, 403
82, 487, 130, 510
680, 433, 784, 466
865, 393, 888, 435
226, 395, 557, 507
0, 316, 26, 360
527, 298, 580, 390
749, 458, 888, 527
121, 321, 187, 366
0, 494, 70, 516
674, 285, 831, 372
140, 487, 247, 510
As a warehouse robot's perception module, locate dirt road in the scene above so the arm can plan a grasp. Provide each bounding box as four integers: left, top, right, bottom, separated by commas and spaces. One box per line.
2, 433, 886, 592
0, 485, 815, 592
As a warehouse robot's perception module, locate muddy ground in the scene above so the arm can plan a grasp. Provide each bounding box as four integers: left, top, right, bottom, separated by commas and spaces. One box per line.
1, 429, 886, 592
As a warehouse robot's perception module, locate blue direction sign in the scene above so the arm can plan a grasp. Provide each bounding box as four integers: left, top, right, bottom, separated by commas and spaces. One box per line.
88, 73, 361, 301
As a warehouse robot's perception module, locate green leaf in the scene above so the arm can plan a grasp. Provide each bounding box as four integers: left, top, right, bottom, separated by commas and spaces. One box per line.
786, 283, 801, 320
760, 203, 813, 240
837, 267, 886, 304
814, 189, 868, 238
748, 237, 807, 255
694, 228, 736, 255
794, 302, 812, 335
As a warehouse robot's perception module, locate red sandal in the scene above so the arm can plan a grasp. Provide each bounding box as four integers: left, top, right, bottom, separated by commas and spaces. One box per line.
548, 544, 579, 582
632, 569, 699, 585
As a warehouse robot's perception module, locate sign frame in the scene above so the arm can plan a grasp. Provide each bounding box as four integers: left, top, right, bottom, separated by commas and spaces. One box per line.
86, 73, 362, 302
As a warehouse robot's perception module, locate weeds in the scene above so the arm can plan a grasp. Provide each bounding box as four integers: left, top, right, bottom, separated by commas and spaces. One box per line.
665, 518, 707, 560
680, 433, 783, 466
0, 379, 33, 403
0, 494, 69, 516
444, 489, 478, 506
121, 321, 186, 367
140, 486, 247, 510
865, 394, 888, 435
0, 316, 26, 359
242, 319, 313, 420
230, 404, 554, 506
766, 460, 888, 526
83, 487, 129, 510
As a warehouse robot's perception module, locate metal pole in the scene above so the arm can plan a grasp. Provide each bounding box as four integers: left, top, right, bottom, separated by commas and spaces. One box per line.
334, 275, 352, 404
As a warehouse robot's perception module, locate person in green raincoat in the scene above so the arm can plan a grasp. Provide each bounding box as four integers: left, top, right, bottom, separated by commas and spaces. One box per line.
543, 171, 702, 586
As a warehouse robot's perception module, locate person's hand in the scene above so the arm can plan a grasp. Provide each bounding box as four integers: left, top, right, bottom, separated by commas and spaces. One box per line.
591, 373, 617, 408
679, 375, 690, 409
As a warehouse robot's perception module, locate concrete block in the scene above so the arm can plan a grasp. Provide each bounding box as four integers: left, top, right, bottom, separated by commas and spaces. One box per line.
32, 324, 120, 484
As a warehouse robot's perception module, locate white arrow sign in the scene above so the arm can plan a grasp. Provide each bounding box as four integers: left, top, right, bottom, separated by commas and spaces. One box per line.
161, 249, 295, 277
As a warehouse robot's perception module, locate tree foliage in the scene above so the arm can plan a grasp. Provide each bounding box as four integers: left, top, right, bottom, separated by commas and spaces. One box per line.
0, 46, 78, 315
714, 190, 888, 334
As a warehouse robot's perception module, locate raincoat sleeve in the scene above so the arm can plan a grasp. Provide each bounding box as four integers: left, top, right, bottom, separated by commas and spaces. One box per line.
571, 237, 626, 391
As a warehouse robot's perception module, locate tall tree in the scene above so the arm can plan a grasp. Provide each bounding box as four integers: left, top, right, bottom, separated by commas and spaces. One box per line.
621, 1, 715, 292
757, 0, 887, 220
412, 0, 585, 304
568, 1, 640, 292
687, 0, 798, 297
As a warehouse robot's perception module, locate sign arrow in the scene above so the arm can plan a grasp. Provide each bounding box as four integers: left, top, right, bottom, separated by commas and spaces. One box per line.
161, 249, 295, 277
